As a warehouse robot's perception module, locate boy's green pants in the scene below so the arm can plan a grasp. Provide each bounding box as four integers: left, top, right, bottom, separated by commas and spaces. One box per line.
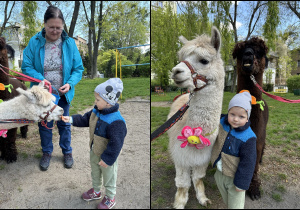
214, 169, 245, 209
90, 150, 118, 199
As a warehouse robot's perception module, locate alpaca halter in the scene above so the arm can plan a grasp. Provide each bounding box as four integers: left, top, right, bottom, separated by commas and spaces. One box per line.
39, 104, 58, 129
181, 61, 208, 92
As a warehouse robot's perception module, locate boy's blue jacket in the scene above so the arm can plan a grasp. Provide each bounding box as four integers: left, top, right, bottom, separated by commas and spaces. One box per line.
72, 104, 127, 166
211, 114, 257, 190
21, 28, 84, 104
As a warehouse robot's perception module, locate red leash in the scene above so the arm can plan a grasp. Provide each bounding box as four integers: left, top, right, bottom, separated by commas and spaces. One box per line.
0, 64, 52, 93
0, 64, 56, 129
250, 75, 300, 103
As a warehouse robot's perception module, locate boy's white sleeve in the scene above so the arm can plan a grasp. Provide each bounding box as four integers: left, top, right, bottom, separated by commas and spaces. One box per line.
69, 116, 73, 124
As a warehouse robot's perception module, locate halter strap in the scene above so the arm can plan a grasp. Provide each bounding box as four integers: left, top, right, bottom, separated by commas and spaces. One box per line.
181, 61, 208, 91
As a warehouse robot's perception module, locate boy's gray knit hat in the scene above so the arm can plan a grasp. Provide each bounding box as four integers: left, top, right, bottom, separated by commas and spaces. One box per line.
94, 78, 123, 106
228, 91, 252, 119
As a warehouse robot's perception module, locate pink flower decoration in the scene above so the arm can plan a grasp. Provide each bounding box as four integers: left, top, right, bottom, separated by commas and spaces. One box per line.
177, 126, 211, 149
0, 129, 8, 138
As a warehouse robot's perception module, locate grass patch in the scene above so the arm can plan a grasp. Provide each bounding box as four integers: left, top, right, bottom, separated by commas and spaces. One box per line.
278, 173, 287, 180
272, 193, 282, 202
21, 152, 28, 159
34, 153, 42, 159
0, 164, 5, 170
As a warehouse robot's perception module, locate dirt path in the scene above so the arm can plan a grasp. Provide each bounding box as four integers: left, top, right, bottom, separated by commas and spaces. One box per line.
0, 97, 150, 209
151, 102, 300, 209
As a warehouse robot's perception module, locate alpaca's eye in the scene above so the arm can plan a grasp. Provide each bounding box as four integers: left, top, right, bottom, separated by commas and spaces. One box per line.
200, 59, 209, 64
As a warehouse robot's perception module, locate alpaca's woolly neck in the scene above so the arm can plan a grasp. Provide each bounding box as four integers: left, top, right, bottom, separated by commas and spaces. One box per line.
186, 86, 224, 134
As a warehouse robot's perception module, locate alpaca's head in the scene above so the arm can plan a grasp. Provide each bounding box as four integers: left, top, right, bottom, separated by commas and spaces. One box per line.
0, 37, 6, 50
232, 37, 268, 76
0, 37, 9, 68
172, 26, 225, 92
16, 82, 64, 121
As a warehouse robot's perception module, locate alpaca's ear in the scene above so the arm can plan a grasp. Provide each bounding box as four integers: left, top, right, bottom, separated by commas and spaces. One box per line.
179, 36, 188, 44
232, 42, 244, 59
16, 88, 36, 102
211, 26, 221, 52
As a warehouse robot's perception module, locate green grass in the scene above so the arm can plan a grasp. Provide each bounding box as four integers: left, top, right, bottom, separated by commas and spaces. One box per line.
26, 77, 150, 115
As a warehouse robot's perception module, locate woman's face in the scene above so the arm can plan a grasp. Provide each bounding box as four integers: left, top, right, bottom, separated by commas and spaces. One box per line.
44, 18, 64, 42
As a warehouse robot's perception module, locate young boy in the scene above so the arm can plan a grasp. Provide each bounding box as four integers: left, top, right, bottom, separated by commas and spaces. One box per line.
210, 90, 257, 209
62, 78, 127, 209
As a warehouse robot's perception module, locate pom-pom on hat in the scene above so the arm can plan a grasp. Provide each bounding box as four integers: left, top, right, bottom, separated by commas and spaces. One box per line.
228, 90, 254, 119
94, 78, 123, 106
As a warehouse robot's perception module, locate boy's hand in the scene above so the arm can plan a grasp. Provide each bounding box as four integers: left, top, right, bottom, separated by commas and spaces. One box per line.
98, 160, 108, 168
61, 116, 70, 122
235, 187, 245, 192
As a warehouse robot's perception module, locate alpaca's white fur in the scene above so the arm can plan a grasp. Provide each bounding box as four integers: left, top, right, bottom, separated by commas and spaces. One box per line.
0, 82, 64, 130
167, 27, 225, 208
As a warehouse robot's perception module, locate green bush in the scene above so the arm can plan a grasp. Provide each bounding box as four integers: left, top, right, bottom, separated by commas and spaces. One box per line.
287, 75, 300, 93
263, 84, 274, 92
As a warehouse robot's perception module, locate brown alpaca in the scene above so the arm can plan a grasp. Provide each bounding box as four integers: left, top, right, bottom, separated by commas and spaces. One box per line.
232, 37, 269, 200
0, 37, 28, 163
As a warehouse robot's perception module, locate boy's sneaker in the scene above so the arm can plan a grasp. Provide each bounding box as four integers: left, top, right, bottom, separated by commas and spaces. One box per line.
64, 153, 73, 168
40, 153, 51, 171
97, 195, 116, 209
82, 188, 102, 201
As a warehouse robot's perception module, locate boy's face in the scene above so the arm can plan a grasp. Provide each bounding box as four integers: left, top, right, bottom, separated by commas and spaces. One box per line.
228, 106, 248, 128
94, 92, 111, 110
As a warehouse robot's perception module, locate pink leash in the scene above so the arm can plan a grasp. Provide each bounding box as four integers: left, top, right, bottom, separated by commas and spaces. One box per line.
250, 75, 300, 103
0, 64, 52, 93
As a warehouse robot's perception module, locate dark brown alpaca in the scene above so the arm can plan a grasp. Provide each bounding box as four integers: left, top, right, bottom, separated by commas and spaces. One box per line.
232, 37, 269, 200
0, 37, 28, 163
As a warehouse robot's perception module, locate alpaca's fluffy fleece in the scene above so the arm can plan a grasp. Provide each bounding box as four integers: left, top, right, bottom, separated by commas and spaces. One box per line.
167, 27, 225, 208
0, 82, 64, 130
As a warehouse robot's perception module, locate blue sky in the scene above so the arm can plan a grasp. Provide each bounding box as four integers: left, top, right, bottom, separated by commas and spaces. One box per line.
176, 1, 299, 42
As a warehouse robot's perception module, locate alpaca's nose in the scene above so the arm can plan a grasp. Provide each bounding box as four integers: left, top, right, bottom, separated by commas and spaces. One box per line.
172, 67, 184, 78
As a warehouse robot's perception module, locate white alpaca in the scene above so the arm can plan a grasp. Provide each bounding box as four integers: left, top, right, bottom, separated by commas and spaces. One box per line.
167, 27, 225, 209
0, 82, 64, 130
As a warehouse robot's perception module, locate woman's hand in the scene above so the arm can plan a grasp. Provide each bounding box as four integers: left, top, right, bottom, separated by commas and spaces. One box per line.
43, 79, 51, 90
59, 83, 70, 94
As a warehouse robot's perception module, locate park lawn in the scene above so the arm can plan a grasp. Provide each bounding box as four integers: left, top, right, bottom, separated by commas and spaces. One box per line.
26, 77, 150, 115
151, 91, 300, 208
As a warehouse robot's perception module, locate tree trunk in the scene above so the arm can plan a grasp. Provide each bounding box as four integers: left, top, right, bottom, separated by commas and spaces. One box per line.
68, 1, 80, 38
230, 66, 237, 93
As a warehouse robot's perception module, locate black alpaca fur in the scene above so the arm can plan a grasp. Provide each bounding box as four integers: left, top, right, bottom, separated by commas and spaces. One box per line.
232, 37, 269, 200
0, 37, 28, 163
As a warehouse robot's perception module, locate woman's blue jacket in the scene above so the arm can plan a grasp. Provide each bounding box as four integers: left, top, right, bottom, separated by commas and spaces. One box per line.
21, 28, 84, 104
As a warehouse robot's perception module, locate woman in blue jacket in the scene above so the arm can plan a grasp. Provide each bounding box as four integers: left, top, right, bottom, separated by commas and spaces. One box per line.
22, 5, 84, 171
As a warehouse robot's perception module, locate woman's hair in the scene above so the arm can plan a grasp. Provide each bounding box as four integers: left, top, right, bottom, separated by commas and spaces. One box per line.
44, 5, 65, 24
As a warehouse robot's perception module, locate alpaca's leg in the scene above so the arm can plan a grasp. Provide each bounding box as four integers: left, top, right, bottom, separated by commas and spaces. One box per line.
192, 165, 211, 207
2, 128, 18, 163
173, 165, 191, 209
0, 138, 5, 160
247, 136, 264, 200
20, 125, 28, 139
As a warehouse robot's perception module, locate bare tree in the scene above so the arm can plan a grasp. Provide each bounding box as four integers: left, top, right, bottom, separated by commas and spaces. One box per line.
0, 1, 16, 37
82, 1, 109, 78
287, 1, 300, 19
